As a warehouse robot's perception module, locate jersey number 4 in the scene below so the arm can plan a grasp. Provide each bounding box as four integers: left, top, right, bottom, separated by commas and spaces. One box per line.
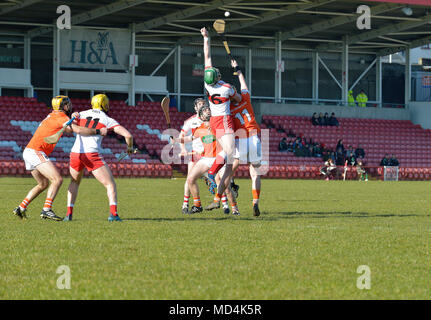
235, 109, 252, 125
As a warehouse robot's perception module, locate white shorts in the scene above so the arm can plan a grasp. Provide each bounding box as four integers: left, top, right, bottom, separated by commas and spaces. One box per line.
234, 135, 262, 164
23, 148, 49, 171
198, 157, 216, 169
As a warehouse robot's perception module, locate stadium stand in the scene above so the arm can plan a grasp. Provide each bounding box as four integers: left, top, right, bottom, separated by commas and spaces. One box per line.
262, 114, 431, 180
2, 96, 431, 181
0, 97, 172, 178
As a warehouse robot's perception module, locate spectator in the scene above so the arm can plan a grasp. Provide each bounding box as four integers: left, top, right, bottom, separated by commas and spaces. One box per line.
311, 112, 319, 126
356, 89, 368, 107
313, 143, 323, 158
323, 112, 330, 126
355, 144, 365, 159
318, 112, 325, 126
330, 151, 336, 164
380, 154, 390, 166
286, 139, 294, 152
348, 90, 356, 107
294, 145, 305, 157
302, 146, 312, 157
335, 139, 345, 165
345, 145, 356, 165
278, 137, 288, 152
292, 137, 302, 151
329, 112, 339, 126
389, 154, 399, 167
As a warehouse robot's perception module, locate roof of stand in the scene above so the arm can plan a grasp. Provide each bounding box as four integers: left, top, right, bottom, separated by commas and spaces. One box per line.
1, 0, 431, 55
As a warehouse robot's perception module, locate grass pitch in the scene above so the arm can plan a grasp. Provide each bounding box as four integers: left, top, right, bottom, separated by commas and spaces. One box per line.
1, 177, 431, 300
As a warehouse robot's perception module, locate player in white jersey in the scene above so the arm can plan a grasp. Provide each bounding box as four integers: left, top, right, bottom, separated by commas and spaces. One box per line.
64, 94, 134, 222
200, 27, 241, 208
178, 98, 205, 214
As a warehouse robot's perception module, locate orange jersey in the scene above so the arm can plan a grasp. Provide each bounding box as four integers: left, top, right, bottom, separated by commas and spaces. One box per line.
230, 90, 260, 137
193, 123, 218, 158
26, 111, 70, 156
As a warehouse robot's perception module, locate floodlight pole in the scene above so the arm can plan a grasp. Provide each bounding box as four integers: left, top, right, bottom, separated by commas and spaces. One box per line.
246, 48, 252, 94
52, 25, 60, 97
24, 34, 33, 97
376, 55, 382, 108
405, 46, 411, 108
174, 44, 181, 111
274, 32, 282, 103
341, 36, 349, 106
312, 51, 319, 104
129, 23, 136, 107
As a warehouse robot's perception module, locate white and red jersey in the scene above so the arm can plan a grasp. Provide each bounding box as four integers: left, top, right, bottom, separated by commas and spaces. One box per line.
71, 109, 120, 154
204, 80, 236, 117
181, 114, 204, 153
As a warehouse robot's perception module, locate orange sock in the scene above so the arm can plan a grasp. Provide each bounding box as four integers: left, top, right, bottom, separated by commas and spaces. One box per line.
214, 193, 222, 203
19, 198, 30, 211
43, 198, 53, 211
252, 189, 260, 204
231, 202, 238, 211
193, 197, 201, 207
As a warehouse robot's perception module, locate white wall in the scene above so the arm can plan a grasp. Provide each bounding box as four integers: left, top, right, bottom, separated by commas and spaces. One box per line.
0, 68, 33, 97
59, 70, 167, 94
410, 101, 431, 129
411, 47, 431, 65
254, 102, 410, 122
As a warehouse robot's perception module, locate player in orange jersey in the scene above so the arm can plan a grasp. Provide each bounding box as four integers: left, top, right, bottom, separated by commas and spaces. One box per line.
173, 105, 239, 215
12, 96, 107, 221
205, 59, 262, 217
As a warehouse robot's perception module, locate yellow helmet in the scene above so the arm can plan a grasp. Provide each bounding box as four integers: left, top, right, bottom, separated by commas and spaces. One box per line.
52, 95, 71, 111
91, 94, 109, 112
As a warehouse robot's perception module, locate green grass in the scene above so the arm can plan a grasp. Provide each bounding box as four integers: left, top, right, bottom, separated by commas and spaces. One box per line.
1, 177, 431, 299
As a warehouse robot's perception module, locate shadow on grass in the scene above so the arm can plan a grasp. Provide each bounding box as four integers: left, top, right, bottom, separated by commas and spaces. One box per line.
123, 211, 426, 223
275, 211, 424, 219
124, 216, 258, 222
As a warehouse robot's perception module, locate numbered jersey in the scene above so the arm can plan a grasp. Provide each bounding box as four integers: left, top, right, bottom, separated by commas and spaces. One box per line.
204, 80, 236, 117
230, 90, 260, 137
193, 123, 217, 158
181, 114, 204, 153
71, 109, 120, 154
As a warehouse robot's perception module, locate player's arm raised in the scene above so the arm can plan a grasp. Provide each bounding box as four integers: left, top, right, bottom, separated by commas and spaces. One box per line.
201, 27, 212, 68
113, 125, 134, 154
231, 59, 248, 92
